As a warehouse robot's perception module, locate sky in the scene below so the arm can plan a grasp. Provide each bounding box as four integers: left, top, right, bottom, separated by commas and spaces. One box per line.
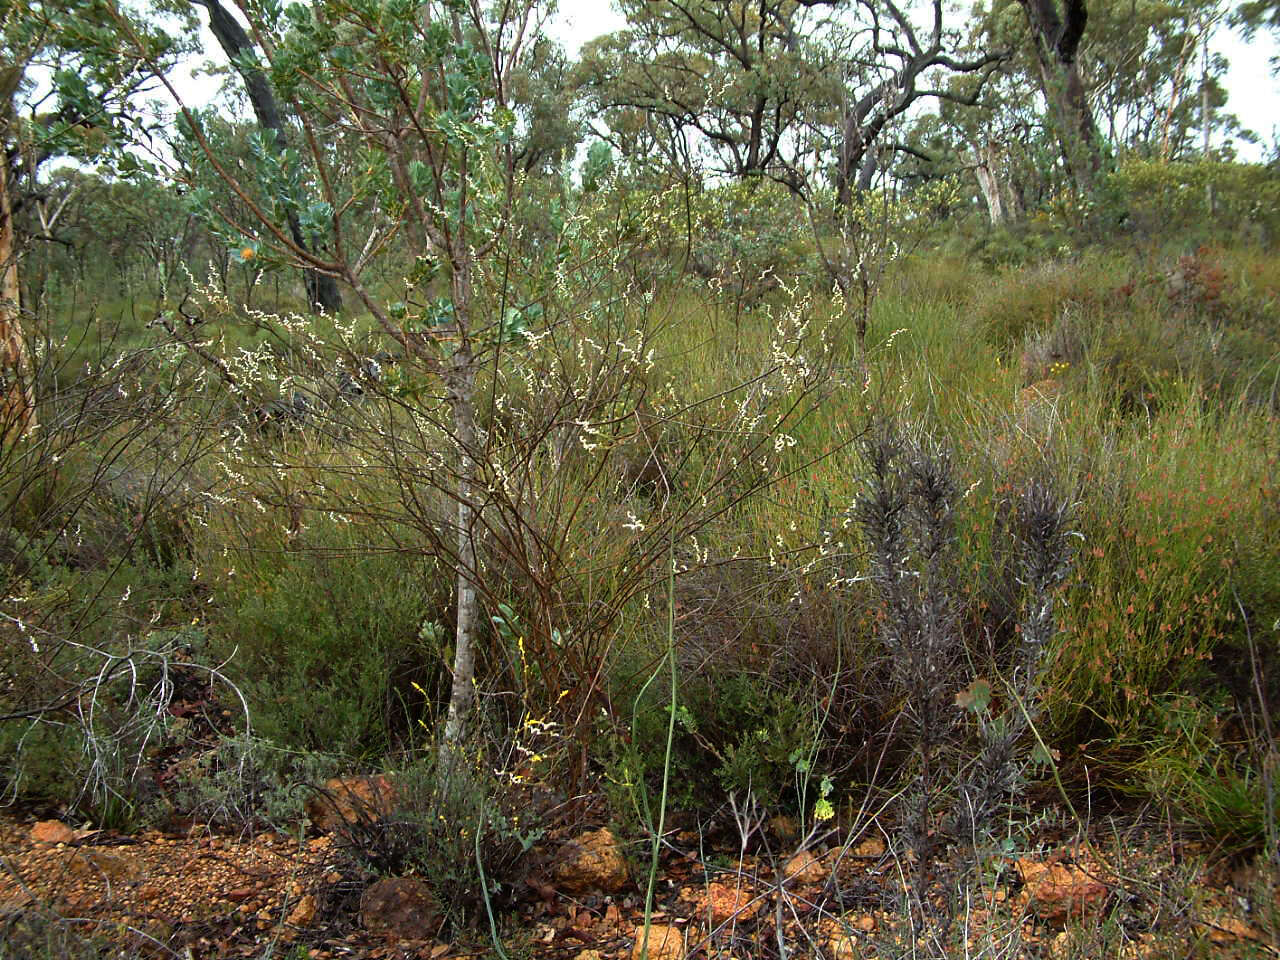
168, 0, 1279, 160
557, 3, 1280, 160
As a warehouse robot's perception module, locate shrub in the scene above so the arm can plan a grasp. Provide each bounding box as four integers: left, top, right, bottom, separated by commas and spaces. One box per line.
1108, 159, 1280, 246
604, 548, 885, 825
203, 514, 448, 758
337, 746, 551, 927
1042, 391, 1275, 741
683, 180, 816, 303
1127, 693, 1278, 850
170, 734, 344, 831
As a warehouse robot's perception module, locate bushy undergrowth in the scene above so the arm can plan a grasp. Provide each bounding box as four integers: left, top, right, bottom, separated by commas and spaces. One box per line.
5, 177, 1280, 880
198, 511, 447, 758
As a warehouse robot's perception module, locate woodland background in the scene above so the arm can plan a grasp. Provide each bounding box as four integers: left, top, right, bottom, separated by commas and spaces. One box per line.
2, 0, 1280, 956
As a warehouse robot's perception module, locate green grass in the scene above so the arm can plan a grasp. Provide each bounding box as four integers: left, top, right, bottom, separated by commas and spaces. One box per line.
9, 200, 1280, 851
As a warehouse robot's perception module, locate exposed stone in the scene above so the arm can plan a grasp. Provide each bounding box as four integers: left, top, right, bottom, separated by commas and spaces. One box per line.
768, 815, 799, 842
1016, 378, 1063, 433
286, 893, 317, 927
67, 849, 144, 882
827, 932, 860, 960
0, 890, 35, 916
552, 828, 629, 894
360, 876, 440, 941
782, 849, 827, 885
30, 821, 77, 845
630, 922, 685, 960
1018, 859, 1107, 921
852, 836, 886, 858
306, 775, 396, 832
686, 881, 759, 925
1208, 915, 1259, 945
823, 913, 877, 959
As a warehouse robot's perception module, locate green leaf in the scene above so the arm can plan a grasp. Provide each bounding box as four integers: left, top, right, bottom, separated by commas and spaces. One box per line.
955, 678, 993, 714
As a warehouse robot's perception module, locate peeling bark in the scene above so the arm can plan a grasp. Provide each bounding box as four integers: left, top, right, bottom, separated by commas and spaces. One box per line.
973, 143, 1024, 225
440, 261, 479, 768
0, 76, 34, 443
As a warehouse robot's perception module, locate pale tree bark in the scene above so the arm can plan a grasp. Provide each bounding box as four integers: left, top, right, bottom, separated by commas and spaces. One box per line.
0, 69, 35, 444
440, 268, 479, 764
833, 0, 1006, 204
973, 143, 1024, 225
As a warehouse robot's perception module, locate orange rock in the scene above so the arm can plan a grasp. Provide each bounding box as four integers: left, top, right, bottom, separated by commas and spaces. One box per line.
768, 815, 799, 841
631, 922, 684, 960
824, 913, 876, 959
827, 932, 859, 960
1016, 379, 1063, 433
286, 894, 317, 927
1208, 915, 1258, 945
67, 849, 143, 881
0, 890, 34, 912
360, 876, 440, 940
30, 820, 77, 844
783, 850, 827, 885
852, 836, 886, 858
305, 775, 396, 832
1018, 859, 1107, 921
688, 881, 759, 925
552, 828, 629, 894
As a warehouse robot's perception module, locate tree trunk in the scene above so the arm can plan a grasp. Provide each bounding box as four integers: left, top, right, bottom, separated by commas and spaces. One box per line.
194, 0, 343, 314
835, 117, 864, 206
973, 144, 1024, 225
1037, 57, 1102, 193
1017, 0, 1103, 194
440, 263, 479, 770
0, 99, 35, 443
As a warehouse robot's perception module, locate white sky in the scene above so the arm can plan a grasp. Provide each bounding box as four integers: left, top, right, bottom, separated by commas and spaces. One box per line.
168, 0, 1278, 160
1222, 29, 1280, 155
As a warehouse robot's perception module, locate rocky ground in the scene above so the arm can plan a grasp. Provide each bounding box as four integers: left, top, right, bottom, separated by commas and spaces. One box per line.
2, 782, 1278, 960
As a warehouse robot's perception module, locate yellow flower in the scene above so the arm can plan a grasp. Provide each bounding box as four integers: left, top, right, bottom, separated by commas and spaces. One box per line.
240, 246, 256, 261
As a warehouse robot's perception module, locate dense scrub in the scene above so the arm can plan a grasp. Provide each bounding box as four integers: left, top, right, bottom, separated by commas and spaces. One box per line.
2, 160, 1279, 954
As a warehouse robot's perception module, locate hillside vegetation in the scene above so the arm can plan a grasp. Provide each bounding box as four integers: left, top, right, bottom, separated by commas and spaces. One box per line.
3, 0, 1280, 953
4, 157, 1280, 957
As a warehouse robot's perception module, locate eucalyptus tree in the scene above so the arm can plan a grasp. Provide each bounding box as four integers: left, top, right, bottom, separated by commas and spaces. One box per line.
108, 0, 559, 759
191, 0, 344, 313
1010, 0, 1105, 191
824, 0, 1008, 203
507, 33, 581, 177
952, 0, 1244, 217
1234, 0, 1280, 45
106, 0, 831, 771
1, 0, 194, 442
575, 0, 842, 187
1077, 0, 1244, 158
576, 0, 1005, 201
